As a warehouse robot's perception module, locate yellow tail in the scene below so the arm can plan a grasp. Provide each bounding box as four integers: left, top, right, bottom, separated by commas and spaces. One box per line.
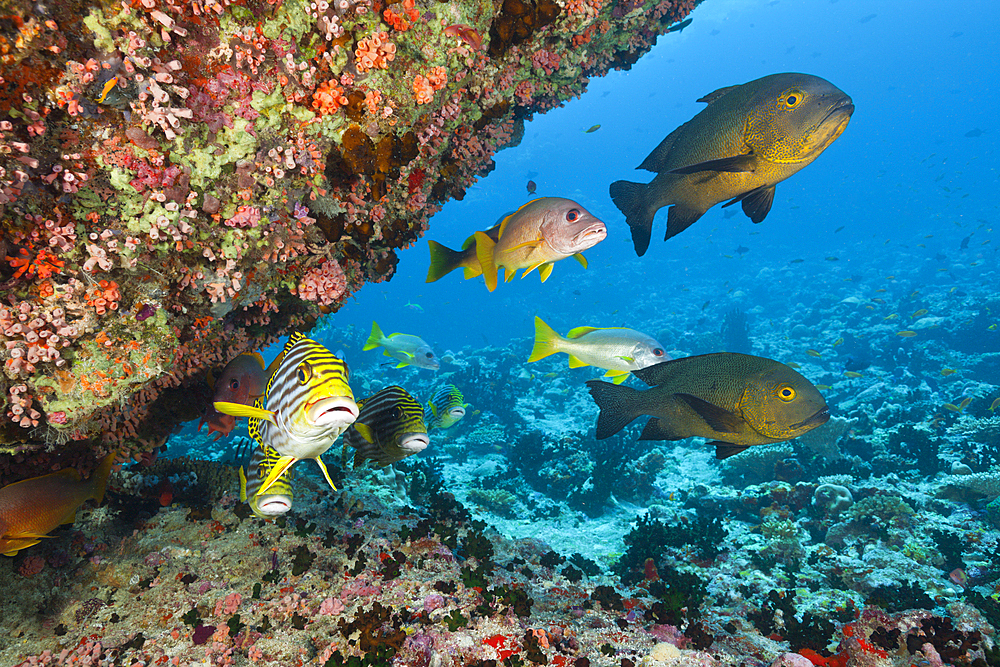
426, 240, 463, 283
527, 316, 563, 362
474, 231, 498, 292
363, 321, 384, 351
89, 452, 116, 505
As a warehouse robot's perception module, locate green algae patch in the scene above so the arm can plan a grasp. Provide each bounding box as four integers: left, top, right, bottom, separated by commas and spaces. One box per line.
176, 120, 257, 189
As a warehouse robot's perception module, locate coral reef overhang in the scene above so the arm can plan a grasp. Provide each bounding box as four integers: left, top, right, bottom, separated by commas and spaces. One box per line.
0, 0, 699, 470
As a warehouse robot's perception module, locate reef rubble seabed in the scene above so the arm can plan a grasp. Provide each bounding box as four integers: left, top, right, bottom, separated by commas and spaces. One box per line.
0, 0, 696, 470
0, 457, 982, 667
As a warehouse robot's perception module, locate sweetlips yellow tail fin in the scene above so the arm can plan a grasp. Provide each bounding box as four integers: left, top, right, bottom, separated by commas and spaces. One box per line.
474, 231, 498, 292
528, 316, 563, 362
363, 321, 384, 351
426, 240, 462, 283
314, 457, 338, 492
257, 456, 296, 496
90, 452, 116, 505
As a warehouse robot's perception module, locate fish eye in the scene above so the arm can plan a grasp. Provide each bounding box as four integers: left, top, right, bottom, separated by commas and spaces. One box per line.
425, 352, 434, 358
566, 208, 581, 222
776, 385, 796, 402
296, 363, 313, 384
652, 348, 665, 357
782, 91, 802, 107
229, 378, 240, 390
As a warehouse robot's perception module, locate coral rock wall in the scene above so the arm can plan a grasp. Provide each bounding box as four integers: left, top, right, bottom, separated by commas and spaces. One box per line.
0, 0, 697, 471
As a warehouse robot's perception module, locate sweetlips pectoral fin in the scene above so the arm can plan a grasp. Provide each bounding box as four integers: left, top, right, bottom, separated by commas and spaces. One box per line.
572, 253, 588, 268
667, 154, 756, 175
257, 456, 296, 496
712, 441, 750, 460
314, 457, 338, 492
353, 422, 375, 444
674, 393, 744, 434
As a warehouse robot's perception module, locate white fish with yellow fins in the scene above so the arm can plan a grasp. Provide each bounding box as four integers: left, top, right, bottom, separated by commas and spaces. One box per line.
473, 197, 607, 292
528, 316, 669, 384
363, 321, 440, 370
214, 332, 358, 496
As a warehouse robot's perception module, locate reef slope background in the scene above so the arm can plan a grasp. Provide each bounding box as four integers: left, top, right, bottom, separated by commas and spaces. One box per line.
0, 0, 696, 470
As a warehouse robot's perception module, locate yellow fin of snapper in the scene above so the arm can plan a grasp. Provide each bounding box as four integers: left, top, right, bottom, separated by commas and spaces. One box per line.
567, 355, 588, 369
505, 235, 544, 254
604, 369, 630, 385
528, 316, 563, 363
257, 455, 297, 496
363, 321, 385, 351
474, 231, 499, 292
566, 326, 599, 339
214, 401, 276, 423
238, 466, 249, 503
572, 253, 588, 268
538, 263, 554, 282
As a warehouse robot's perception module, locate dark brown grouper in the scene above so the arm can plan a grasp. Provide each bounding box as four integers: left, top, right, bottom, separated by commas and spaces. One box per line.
585, 352, 830, 459
609, 73, 854, 256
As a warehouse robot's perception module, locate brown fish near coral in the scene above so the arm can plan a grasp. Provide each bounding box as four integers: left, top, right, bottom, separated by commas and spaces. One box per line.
585, 353, 829, 459
198, 352, 272, 440
609, 72, 854, 255
0, 453, 115, 556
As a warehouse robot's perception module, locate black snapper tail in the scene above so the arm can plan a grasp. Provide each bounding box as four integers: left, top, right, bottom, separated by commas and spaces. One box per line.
609, 180, 655, 257
585, 379, 642, 439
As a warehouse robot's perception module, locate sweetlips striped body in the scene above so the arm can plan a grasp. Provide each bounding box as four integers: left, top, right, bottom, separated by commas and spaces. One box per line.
345, 385, 429, 468
214, 332, 358, 496
426, 384, 469, 430
239, 445, 294, 519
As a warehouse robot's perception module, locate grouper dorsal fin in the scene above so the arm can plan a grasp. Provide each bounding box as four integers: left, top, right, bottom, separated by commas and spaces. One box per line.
696, 85, 740, 105
637, 124, 685, 172
674, 393, 743, 434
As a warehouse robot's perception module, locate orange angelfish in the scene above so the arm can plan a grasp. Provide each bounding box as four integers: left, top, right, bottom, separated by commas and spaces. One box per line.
0, 453, 115, 556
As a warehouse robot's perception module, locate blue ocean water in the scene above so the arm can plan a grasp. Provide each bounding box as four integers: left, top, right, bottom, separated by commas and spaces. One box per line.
319, 0, 998, 358
174, 0, 1000, 532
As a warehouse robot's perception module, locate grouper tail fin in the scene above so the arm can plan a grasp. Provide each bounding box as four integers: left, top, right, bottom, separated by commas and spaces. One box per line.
609, 180, 655, 257
585, 380, 642, 440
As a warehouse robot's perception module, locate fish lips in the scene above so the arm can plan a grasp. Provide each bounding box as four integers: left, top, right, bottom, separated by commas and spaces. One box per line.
256, 494, 293, 516
791, 406, 831, 431
822, 97, 855, 124
399, 432, 430, 454
306, 396, 359, 428
553, 222, 608, 255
